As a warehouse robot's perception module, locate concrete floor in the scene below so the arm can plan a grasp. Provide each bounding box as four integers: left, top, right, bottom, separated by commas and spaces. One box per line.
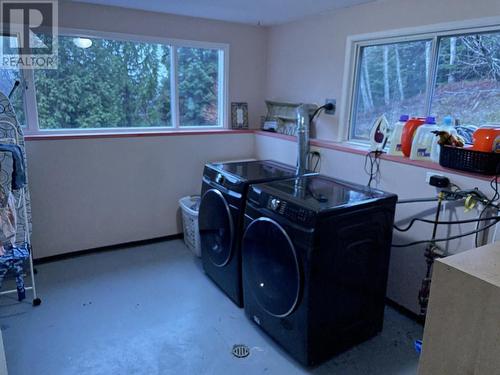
0, 240, 423, 375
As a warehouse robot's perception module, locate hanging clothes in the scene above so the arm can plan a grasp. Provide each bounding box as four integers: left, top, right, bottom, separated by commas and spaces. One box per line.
0, 243, 30, 301
0, 190, 17, 255
0, 188, 27, 301
0, 144, 26, 190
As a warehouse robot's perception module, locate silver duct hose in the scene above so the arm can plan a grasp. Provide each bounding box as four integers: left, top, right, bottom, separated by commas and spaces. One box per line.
294, 104, 311, 199
296, 104, 310, 176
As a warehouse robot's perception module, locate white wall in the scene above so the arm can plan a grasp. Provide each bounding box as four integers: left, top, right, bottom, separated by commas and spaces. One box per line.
265, 0, 500, 140
27, 133, 254, 258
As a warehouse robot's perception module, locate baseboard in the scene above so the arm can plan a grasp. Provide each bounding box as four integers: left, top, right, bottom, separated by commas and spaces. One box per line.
34, 233, 183, 265
385, 298, 425, 325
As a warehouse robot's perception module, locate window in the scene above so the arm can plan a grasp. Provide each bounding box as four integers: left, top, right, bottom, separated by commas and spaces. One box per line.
6, 32, 227, 133
178, 47, 221, 127
351, 40, 431, 139
35, 35, 172, 130
432, 32, 500, 125
348, 24, 500, 142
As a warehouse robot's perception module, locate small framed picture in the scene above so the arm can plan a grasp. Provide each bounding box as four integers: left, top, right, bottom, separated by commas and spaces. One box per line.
231, 102, 249, 129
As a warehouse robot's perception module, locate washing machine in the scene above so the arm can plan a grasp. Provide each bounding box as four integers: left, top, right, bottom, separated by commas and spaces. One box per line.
241, 175, 397, 366
198, 160, 301, 307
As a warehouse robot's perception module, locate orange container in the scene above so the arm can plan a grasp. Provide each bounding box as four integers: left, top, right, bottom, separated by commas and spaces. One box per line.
472, 125, 500, 153
401, 117, 426, 157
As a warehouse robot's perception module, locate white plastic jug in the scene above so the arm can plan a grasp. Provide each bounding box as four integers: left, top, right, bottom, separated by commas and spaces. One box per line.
410, 117, 438, 161
430, 116, 458, 163
388, 114, 410, 156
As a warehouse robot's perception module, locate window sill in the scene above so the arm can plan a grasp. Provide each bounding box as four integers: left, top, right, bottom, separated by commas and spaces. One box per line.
254, 130, 494, 182
24, 128, 253, 141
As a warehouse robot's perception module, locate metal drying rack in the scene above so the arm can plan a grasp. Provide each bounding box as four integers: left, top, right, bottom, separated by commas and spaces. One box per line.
0, 81, 40, 306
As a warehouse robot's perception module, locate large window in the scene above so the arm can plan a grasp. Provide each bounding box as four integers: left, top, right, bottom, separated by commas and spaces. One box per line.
351, 40, 432, 139
432, 32, 500, 125
4, 32, 227, 133
178, 47, 221, 127
348, 26, 500, 141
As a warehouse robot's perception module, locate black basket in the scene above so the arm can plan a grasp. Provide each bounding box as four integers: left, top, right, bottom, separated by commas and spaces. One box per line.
439, 145, 500, 175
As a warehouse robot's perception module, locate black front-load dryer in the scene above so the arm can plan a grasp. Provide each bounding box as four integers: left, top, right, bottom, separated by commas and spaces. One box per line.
242, 175, 397, 366
198, 160, 299, 307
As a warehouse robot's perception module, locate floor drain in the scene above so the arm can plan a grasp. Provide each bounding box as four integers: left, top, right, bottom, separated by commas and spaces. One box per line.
232, 344, 250, 358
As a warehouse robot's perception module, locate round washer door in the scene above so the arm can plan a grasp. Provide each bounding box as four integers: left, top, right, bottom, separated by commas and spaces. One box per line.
242, 217, 301, 317
199, 189, 234, 267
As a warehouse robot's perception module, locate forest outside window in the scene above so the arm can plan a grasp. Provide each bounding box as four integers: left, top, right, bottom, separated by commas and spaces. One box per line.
35, 36, 173, 130
349, 27, 500, 141
3, 32, 227, 134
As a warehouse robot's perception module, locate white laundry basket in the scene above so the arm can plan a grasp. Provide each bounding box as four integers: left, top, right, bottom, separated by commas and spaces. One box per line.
179, 195, 201, 257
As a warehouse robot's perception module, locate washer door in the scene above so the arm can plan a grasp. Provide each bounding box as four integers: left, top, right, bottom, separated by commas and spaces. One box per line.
242, 217, 301, 317
199, 189, 235, 267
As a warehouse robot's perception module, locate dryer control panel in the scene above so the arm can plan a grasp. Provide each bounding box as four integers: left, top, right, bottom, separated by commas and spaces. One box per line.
266, 196, 314, 226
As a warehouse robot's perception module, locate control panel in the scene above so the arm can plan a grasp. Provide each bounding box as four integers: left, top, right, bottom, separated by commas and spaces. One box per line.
203, 168, 244, 194
266, 196, 313, 225
215, 173, 225, 185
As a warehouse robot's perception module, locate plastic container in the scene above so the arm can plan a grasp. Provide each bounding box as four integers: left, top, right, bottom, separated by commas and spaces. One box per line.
179, 195, 201, 257
430, 116, 458, 163
471, 125, 500, 153
410, 116, 439, 161
388, 114, 410, 156
401, 117, 426, 157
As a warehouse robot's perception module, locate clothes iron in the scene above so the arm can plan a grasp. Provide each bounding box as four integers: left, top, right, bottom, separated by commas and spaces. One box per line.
369, 114, 390, 152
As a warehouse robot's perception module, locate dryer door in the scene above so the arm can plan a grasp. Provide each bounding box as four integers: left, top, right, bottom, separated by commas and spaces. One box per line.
242, 217, 301, 317
199, 189, 235, 267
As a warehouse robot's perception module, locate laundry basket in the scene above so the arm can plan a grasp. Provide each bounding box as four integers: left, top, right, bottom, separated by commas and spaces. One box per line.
179, 195, 201, 257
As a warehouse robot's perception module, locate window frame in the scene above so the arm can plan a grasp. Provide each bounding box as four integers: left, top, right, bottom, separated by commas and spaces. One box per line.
340, 16, 500, 144
15, 27, 230, 135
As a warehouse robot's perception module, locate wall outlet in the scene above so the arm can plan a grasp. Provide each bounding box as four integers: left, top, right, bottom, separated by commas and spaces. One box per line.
324, 99, 336, 115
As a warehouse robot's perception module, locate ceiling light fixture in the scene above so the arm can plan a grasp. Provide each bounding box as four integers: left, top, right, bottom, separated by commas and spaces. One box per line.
73, 37, 92, 49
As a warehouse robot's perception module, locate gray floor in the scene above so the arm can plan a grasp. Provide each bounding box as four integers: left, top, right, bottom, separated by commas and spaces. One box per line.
0, 240, 423, 375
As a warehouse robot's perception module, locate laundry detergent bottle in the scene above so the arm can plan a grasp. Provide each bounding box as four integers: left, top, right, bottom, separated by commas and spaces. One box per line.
388, 114, 410, 156
430, 116, 457, 163
401, 117, 426, 157
410, 116, 439, 161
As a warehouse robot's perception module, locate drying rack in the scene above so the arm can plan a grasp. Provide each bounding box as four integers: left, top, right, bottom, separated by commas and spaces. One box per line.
0, 82, 40, 306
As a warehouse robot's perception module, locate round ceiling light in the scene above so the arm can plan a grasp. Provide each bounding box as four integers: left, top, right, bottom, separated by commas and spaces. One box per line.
73, 37, 92, 49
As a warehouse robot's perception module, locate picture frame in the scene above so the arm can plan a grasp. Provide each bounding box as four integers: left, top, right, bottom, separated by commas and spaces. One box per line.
231, 102, 249, 129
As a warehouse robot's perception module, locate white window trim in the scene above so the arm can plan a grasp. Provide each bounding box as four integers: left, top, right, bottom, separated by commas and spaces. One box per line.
19, 27, 230, 135
339, 15, 500, 145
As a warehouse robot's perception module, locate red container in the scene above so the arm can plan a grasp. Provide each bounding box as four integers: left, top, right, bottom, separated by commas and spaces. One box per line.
471, 125, 500, 153
401, 117, 426, 157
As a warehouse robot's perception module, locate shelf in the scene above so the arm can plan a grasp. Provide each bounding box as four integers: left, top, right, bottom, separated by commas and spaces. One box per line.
254, 130, 494, 182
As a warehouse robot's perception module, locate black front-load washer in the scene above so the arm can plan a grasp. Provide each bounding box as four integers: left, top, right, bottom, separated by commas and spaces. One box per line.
198, 160, 300, 307
242, 175, 397, 366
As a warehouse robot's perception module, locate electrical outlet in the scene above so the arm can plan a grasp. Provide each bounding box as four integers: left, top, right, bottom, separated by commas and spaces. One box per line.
324, 99, 336, 115
310, 148, 321, 157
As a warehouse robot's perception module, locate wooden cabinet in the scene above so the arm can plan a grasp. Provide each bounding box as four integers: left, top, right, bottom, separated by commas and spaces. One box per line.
418, 242, 500, 375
